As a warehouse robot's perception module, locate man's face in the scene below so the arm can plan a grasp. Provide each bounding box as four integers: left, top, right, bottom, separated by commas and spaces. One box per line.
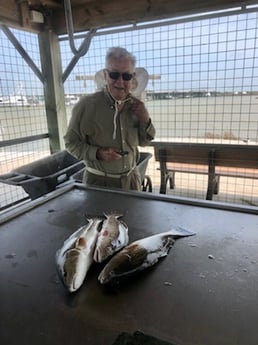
105, 57, 135, 100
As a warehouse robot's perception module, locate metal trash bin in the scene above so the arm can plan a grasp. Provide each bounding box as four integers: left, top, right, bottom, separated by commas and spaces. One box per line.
70, 152, 153, 192
0, 150, 85, 199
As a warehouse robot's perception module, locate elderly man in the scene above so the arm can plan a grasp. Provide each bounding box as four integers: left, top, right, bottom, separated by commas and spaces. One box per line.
64, 46, 155, 191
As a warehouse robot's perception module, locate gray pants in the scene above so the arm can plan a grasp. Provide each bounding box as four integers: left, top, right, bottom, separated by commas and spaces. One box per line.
83, 167, 142, 191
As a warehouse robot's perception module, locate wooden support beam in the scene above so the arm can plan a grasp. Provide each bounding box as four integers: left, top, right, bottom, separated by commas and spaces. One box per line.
38, 30, 67, 153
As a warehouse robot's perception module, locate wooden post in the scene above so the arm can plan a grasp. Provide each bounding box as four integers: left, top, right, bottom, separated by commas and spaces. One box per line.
38, 30, 67, 153
206, 149, 216, 200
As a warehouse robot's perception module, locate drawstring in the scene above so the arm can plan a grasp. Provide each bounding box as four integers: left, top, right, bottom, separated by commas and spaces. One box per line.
107, 86, 131, 139
113, 101, 119, 140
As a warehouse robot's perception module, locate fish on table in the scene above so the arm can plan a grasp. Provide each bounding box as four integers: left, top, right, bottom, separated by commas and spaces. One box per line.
56, 217, 103, 293
93, 212, 129, 263
98, 227, 195, 285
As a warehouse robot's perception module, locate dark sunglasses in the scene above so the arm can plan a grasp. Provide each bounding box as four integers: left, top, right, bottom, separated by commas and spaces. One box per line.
106, 70, 134, 81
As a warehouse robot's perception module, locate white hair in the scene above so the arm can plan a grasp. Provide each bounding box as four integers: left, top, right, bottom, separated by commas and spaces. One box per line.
105, 47, 136, 67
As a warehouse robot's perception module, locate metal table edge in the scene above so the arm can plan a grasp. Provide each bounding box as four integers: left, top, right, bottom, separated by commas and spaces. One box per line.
0, 182, 257, 225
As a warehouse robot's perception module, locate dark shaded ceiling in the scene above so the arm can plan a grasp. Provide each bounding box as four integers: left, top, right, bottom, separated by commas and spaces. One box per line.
0, 0, 257, 34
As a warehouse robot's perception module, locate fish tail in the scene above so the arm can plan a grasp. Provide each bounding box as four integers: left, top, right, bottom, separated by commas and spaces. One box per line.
103, 210, 124, 219
84, 214, 105, 221
168, 226, 196, 237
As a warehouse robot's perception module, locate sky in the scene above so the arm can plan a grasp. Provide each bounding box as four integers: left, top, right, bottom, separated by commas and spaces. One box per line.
0, 10, 257, 96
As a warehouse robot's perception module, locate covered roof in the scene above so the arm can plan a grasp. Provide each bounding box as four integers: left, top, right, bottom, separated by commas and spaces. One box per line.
0, 0, 258, 34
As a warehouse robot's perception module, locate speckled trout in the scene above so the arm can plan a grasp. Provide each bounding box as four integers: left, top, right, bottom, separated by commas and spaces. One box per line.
98, 227, 195, 284
56, 218, 103, 292
93, 212, 129, 263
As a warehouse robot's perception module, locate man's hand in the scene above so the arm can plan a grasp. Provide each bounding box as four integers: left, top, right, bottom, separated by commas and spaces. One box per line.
97, 148, 122, 162
131, 99, 150, 124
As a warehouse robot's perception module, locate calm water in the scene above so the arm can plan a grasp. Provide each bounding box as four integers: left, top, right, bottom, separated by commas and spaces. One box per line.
147, 95, 258, 142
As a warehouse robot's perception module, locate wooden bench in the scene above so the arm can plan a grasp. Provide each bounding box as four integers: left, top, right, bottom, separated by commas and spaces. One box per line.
153, 141, 258, 200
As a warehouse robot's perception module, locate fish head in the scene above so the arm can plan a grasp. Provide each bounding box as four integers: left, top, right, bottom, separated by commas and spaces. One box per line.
98, 245, 140, 284
98, 268, 115, 285
98, 254, 122, 284
58, 247, 87, 293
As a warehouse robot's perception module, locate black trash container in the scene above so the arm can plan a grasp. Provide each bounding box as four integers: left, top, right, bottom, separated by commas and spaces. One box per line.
0, 150, 85, 199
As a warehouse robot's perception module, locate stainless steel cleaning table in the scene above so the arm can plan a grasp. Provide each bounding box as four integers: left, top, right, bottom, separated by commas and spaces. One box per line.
1, 183, 258, 345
